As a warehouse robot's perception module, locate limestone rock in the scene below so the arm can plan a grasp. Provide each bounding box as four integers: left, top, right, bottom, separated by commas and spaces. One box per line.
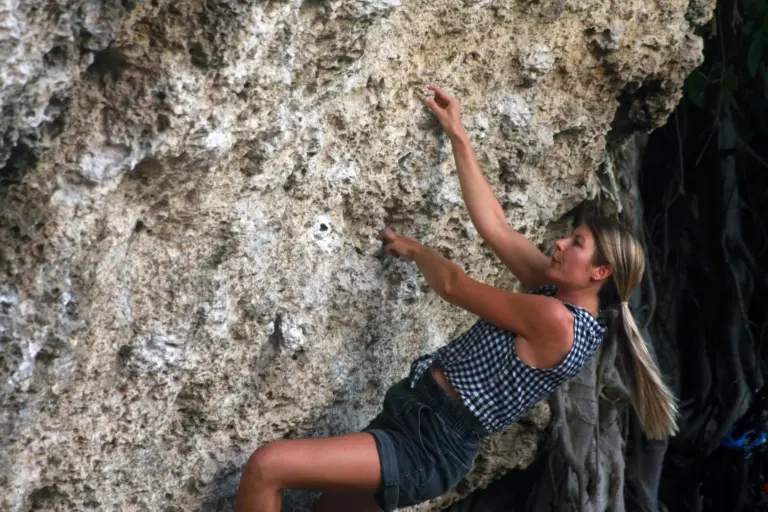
0, 0, 713, 510
0, 1, 131, 190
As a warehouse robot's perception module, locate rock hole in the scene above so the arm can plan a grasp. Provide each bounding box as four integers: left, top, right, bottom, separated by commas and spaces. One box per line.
188, 42, 209, 68
183, 478, 200, 495
118, 345, 133, 363
611, 78, 666, 133
64, 298, 77, 318
43, 45, 68, 67
1, 141, 38, 193
268, 314, 284, 350
29, 485, 65, 509
319, 223, 329, 232
86, 46, 131, 83
156, 114, 170, 132
35, 345, 59, 364
134, 220, 146, 233
126, 157, 163, 185
282, 171, 297, 191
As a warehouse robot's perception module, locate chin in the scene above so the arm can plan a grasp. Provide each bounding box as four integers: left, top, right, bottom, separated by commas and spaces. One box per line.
542, 266, 559, 283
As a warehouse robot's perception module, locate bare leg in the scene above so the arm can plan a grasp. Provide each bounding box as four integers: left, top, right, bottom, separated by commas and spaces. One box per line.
234, 432, 382, 512
312, 492, 381, 512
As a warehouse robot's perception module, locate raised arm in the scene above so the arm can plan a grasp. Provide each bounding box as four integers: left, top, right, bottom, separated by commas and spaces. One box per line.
424, 85, 551, 289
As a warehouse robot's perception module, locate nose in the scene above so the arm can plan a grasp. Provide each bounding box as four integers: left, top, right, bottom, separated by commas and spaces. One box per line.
555, 238, 568, 252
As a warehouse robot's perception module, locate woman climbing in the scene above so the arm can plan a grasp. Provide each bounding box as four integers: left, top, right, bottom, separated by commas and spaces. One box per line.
234, 85, 678, 512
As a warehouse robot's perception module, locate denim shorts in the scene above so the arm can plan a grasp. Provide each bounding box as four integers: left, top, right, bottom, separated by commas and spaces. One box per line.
362, 367, 488, 511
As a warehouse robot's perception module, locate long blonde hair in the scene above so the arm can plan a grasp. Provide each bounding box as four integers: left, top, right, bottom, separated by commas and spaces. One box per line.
587, 216, 678, 439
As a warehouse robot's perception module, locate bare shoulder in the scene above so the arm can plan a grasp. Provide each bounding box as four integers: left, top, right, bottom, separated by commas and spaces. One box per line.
531, 297, 574, 339
515, 302, 575, 369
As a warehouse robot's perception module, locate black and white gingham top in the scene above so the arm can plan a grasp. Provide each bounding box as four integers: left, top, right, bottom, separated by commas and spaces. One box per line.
408, 285, 607, 434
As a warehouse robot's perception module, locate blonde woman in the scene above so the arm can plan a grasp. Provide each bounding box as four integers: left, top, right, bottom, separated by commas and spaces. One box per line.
234, 86, 678, 512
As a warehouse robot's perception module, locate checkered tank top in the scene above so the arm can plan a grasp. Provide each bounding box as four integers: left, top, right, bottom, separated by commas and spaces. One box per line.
408, 285, 607, 434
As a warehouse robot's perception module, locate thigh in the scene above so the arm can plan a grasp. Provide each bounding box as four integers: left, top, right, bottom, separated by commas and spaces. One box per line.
255, 432, 382, 493
312, 492, 381, 512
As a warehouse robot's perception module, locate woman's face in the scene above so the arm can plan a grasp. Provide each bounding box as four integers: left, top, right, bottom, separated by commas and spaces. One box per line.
544, 224, 609, 287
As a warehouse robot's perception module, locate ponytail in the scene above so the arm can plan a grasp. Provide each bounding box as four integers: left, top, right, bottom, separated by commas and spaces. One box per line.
613, 302, 678, 439
588, 216, 678, 439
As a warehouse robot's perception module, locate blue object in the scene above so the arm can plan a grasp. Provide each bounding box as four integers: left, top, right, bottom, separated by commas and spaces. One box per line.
722, 427, 768, 450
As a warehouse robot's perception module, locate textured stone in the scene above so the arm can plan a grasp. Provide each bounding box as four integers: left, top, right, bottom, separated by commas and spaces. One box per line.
0, 1, 131, 190
0, 0, 713, 510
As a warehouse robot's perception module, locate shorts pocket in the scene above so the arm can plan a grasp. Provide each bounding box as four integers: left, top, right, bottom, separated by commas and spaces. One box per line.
432, 414, 480, 473
403, 406, 475, 505
389, 393, 418, 418
380, 380, 414, 416
394, 404, 440, 504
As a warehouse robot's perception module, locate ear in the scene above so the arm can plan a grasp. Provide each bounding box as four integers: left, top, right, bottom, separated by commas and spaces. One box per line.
591, 264, 612, 282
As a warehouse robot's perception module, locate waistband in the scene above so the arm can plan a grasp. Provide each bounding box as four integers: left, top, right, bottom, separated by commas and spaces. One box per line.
412, 366, 490, 438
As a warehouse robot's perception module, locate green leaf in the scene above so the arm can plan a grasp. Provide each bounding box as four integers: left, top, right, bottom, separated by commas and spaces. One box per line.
747, 36, 763, 77
690, 195, 699, 221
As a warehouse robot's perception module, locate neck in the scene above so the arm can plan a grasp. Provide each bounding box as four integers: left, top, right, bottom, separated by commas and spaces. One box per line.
554, 286, 601, 318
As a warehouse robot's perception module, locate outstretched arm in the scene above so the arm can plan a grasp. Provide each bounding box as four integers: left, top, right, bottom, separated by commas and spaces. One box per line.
424, 85, 551, 289
380, 231, 570, 342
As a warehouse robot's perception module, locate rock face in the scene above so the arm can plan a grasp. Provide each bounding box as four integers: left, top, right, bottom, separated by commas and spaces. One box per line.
0, 0, 712, 510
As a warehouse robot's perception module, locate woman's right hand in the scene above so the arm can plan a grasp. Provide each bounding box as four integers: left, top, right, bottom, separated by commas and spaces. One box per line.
379, 230, 423, 260
424, 85, 466, 140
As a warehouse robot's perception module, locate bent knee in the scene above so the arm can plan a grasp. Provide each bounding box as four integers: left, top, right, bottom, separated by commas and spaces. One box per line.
242, 441, 284, 488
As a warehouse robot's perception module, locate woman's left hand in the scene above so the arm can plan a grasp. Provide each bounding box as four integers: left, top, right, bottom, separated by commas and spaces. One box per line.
380, 231, 423, 260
